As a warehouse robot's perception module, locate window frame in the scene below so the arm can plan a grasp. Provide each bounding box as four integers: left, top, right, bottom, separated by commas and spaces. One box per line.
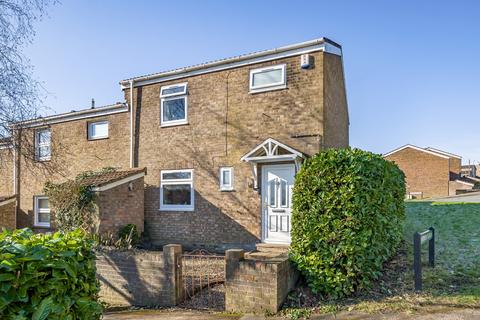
87, 120, 109, 140
34, 196, 50, 227
160, 169, 194, 211
249, 64, 287, 93
219, 167, 234, 191
160, 82, 188, 127
35, 128, 51, 161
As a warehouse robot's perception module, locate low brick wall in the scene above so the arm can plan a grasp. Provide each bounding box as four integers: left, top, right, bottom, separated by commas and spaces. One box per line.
225, 249, 299, 313
96, 244, 183, 307
0, 197, 16, 230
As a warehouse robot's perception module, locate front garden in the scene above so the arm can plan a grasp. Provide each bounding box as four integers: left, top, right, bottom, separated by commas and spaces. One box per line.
282, 201, 480, 317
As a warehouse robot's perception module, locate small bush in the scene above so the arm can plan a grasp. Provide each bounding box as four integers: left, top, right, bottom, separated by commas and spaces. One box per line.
0, 228, 102, 319
290, 148, 406, 298
118, 224, 140, 246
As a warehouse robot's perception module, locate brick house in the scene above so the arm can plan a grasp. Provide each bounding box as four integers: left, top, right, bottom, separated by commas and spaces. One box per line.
383, 144, 474, 198
0, 37, 349, 250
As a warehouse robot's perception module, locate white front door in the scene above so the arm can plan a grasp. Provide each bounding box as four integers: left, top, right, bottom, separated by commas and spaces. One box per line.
262, 164, 295, 244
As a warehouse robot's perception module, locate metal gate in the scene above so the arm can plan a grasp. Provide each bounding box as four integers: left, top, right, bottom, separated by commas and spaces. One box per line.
181, 249, 225, 310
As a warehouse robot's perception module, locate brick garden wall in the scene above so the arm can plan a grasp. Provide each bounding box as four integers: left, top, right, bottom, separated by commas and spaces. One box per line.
96, 244, 183, 307
0, 197, 16, 230
225, 249, 299, 313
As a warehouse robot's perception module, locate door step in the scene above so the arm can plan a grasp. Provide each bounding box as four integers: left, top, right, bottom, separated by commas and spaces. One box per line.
256, 243, 290, 253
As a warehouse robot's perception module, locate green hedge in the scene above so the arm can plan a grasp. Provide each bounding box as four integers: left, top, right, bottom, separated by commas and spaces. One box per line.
290, 148, 406, 297
0, 229, 102, 319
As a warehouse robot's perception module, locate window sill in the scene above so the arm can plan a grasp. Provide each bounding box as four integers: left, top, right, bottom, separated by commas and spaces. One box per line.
159, 207, 194, 212
34, 224, 51, 228
220, 188, 235, 192
88, 136, 109, 141
36, 158, 51, 162
249, 85, 287, 94
160, 121, 189, 128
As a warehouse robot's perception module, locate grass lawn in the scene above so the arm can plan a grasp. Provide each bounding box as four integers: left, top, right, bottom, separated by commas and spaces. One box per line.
282, 201, 480, 317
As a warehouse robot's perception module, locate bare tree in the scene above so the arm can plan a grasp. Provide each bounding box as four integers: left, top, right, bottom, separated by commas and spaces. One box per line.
0, 0, 55, 160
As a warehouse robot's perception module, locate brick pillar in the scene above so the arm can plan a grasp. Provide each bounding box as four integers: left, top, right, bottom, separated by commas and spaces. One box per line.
163, 244, 184, 305
225, 249, 245, 311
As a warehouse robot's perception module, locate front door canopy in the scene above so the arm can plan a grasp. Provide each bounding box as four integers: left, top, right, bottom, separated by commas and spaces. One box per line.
240, 138, 305, 163
241, 138, 305, 190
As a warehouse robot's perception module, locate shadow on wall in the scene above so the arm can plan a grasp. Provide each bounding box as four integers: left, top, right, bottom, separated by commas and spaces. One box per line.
144, 185, 259, 252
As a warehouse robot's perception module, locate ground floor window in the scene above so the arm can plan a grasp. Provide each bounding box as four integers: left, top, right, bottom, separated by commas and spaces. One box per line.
34, 196, 50, 227
160, 169, 194, 211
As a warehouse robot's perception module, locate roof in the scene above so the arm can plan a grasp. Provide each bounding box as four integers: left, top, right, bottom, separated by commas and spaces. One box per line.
425, 147, 461, 159
383, 144, 457, 160
13, 103, 128, 128
455, 177, 477, 186
80, 168, 146, 191
119, 37, 342, 89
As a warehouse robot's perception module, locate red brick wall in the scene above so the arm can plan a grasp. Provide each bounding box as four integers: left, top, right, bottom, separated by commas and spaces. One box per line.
96, 245, 183, 307
16, 110, 131, 229
384, 147, 450, 198
96, 176, 144, 236
0, 149, 14, 197
125, 51, 349, 250
0, 198, 16, 230
225, 249, 299, 313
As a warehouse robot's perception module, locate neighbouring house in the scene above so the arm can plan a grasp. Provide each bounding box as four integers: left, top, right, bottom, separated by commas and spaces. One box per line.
383, 144, 475, 198
0, 37, 349, 250
461, 164, 477, 178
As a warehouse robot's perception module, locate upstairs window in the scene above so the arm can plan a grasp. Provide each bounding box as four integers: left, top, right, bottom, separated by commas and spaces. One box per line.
35, 128, 51, 161
249, 64, 286, 93
34, 196, 50, 227
160, 169, 194, 211
220, 167, 234, 191
88, 121, 109, 140
160, 83, 188, 127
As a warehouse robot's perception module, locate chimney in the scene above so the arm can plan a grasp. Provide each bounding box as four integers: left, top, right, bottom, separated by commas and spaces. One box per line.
91, 98, 95, 109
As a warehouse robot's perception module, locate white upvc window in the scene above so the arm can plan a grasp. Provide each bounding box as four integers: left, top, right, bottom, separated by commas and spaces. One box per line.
35, 128, 51, 161
88, 121, 109, 140
220, 167, 234, 191
249, 64, 286, 93
160, 83, 188, 127
34, 196, 50, 227
160, 169, 194, 211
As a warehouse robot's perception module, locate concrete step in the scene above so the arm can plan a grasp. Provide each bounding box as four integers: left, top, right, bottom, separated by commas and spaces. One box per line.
255, 243, 289, 253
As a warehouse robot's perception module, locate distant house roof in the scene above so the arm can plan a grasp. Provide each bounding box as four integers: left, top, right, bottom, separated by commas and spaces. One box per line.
80, 168, 146, 192
0, 195, 16, 205
425, 147, 461, 159
383, 144, 451, 159
119, 37, 342, 89
455, 177, 477, 187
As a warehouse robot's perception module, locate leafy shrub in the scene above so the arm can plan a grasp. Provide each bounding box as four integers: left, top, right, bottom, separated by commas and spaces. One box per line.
44, 181, 97, 233
118, 224, 140, 246
44, 167, 118, 233
0, 228, 102, 319
290, 148, 406, 298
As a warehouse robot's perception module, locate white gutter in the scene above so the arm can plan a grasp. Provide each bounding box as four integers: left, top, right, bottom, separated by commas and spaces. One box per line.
129, 80, 134, 168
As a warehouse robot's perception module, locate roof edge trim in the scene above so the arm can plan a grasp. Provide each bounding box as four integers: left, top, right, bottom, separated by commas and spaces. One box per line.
120, 37, 342, 88
383, 144, 451, 159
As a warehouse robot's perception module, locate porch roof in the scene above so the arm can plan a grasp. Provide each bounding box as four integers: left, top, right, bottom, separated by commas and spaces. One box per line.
240, 138, 305, 163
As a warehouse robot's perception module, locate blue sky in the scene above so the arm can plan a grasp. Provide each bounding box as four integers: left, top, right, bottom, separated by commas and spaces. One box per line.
25, 0, 480, 162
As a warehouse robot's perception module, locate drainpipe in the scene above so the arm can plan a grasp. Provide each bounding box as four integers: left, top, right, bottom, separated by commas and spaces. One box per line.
129, 80, 134, 168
